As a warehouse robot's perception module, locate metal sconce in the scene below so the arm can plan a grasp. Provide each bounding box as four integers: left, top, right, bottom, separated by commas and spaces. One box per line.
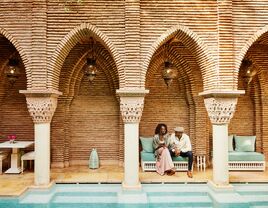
161, 44, 177, 87
5, 58, 20, 85
84, 38, 97, 82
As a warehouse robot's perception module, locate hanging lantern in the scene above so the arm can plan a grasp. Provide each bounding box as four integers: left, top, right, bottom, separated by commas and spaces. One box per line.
84, 38, 97, 82
161, 44, 177, 88
85, 58, 97, 82
5, 58, 20, 85
241, 58, 256, 86
162, 61, 177, 87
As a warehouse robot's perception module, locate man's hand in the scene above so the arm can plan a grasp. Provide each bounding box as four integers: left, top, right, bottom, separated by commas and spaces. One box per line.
175, 148, 180, 157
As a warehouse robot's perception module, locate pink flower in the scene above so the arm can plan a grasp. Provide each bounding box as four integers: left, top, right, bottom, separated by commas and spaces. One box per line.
8, 134, 16, 140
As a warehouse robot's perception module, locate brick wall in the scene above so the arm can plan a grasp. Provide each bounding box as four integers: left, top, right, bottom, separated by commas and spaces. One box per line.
0, 0, 268, 165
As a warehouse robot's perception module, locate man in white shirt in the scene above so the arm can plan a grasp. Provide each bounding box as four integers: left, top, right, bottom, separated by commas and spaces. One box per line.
169, 126, 193, 178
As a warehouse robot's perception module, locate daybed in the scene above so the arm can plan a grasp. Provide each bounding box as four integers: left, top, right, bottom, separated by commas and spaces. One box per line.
228, 135, 265, 171
140, 137, 188, 172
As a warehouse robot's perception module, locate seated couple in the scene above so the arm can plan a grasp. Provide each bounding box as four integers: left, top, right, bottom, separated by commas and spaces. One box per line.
153, 123, 193, 178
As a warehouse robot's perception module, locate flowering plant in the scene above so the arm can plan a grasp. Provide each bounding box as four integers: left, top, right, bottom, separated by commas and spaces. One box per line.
7, 134, 17, 143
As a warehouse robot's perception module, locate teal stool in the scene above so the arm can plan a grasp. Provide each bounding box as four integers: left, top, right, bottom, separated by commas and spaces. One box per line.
89, 148, 99, 169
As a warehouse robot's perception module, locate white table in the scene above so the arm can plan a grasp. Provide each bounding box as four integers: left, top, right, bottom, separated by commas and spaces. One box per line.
0, 141, 34, 174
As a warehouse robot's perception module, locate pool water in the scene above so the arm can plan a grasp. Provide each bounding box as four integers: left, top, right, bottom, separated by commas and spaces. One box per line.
0, 183, 268, 208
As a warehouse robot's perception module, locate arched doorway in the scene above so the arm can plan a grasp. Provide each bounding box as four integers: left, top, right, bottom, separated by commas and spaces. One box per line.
0, 34, 33, 145
51, 32, 121, 168
141, 32, 209, 158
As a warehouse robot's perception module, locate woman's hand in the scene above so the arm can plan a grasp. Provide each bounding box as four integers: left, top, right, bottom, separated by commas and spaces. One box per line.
159, 143, 166, 148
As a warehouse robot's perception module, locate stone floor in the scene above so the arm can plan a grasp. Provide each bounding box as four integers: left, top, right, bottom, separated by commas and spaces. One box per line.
0, 166, 267, 196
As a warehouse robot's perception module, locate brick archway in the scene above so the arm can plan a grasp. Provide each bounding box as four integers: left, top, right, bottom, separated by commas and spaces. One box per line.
0, 28, 31, 88
235, 25, 268, 87
48, 23, 125, 91
142, 24, 217, 91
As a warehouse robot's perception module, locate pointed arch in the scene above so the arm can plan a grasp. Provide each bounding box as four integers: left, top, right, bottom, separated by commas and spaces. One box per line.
141, 24, 217, 91
48, 23, 125, 90
0, 28, 31, 88
236, 25, 268, 74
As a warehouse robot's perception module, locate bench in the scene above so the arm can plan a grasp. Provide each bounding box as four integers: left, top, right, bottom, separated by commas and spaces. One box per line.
140, 136, 188, 172
140, 151, 188, 171
228, 135, 265, 171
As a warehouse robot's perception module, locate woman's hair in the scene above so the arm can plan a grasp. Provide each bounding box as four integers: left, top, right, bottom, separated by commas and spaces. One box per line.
154, 123, 168, 135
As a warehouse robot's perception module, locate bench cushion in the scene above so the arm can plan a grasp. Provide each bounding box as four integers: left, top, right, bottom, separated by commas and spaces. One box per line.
234, 135, 256, 152
229, 151, 265, 161
228, 135, 234, 152
141, 151, 188, 162
140, 137, 154, 153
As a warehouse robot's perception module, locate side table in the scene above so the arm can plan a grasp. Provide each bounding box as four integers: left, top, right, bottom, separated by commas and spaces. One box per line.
196, 155, 206, 171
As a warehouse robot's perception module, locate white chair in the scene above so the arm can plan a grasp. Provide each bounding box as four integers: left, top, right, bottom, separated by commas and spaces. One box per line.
0, 151, 9, 174
21, 151, 35, 173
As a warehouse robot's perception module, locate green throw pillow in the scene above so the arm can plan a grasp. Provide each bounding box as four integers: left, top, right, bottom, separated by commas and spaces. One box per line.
140, 137, 154, 153
234, 135, 256, 152
228, 135, 234, 152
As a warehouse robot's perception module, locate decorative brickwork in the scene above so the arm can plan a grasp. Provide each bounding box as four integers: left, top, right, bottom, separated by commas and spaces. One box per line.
217, 0, 234, 89
142, 24, 217, 91
48, 23, 125, 90
0, 28, 31, 87
1, 0, 268, 168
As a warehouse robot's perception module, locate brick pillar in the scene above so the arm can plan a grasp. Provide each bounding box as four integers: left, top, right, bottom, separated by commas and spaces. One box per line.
117, 88, 148, 189
217, 0, 234, 89
20, 90, 61, 186
31, 0, 47, 89
125, 0, 141, 87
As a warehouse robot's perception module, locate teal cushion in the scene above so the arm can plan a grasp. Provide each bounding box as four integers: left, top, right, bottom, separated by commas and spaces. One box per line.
140, 137, 154, 153
140, 151, 188, 162
234, 136, 256, 152
228, 135, 234, 152
229, 151, 265, 161
172, 155, 188, 162
140, 151, 155, 161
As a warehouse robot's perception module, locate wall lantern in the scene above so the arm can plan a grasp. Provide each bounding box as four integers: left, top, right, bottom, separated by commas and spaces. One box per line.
161, 44, 177, 87
5, 58, 20, 85
84, 38, 97, 82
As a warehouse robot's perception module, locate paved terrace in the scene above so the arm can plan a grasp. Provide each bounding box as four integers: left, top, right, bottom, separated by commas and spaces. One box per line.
0, 166, 267, 196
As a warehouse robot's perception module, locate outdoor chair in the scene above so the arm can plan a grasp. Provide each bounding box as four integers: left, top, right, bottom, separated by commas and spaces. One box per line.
21, 151, 35, 173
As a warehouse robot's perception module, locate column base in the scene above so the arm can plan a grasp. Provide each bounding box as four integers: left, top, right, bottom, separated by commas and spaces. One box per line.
122, 181, 142, 190
30, 181, 54, 189
208, 180, 234, 192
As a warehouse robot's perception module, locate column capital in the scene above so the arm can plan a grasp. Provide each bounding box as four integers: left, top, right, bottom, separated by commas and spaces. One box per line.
116, 88, 149, 124
199, 90, 245, 125
20, 90, 62, 124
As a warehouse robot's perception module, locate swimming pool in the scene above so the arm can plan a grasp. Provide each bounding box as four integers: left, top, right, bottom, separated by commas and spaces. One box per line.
0, 182, 267, 207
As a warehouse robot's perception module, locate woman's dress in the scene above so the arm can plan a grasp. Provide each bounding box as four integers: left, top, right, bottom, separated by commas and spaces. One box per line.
153, 134, 175, 175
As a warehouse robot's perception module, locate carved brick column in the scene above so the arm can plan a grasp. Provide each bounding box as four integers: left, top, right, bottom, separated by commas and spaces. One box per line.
200, 90, 244, 187
20, 90, 61, 186
117, 88, 148, 189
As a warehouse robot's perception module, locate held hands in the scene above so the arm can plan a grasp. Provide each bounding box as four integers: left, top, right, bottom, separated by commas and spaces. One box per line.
174, 148, 180, 157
